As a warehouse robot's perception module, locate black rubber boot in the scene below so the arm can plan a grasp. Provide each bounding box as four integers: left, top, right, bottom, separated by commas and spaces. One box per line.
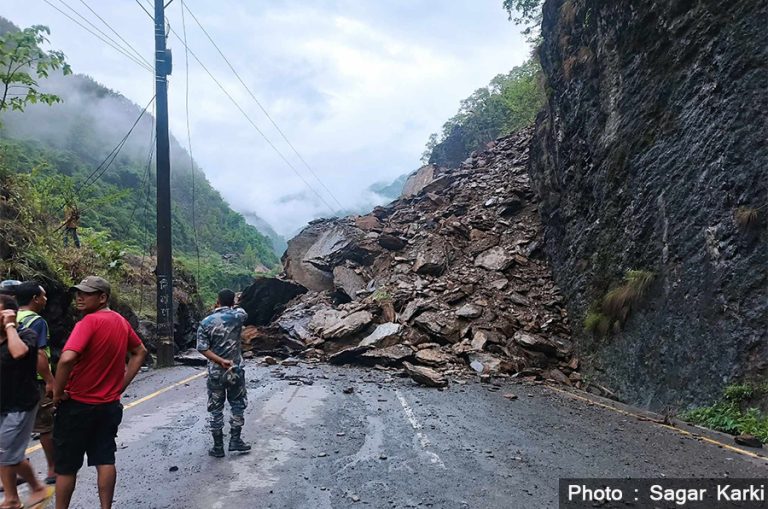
208, 430, 225, 458
228, 427, 251, 453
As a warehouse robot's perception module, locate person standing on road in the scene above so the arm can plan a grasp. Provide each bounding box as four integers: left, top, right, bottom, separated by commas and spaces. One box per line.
15, 281, 57, 485
196, 289, 250, 458
0, 293, 55, 509
52, 276, 147, 509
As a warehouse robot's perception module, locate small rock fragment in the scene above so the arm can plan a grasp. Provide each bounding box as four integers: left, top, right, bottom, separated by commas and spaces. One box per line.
735, 434, 763, 448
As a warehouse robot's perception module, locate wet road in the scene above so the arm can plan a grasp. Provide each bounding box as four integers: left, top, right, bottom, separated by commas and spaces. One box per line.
26, 362, 767, 508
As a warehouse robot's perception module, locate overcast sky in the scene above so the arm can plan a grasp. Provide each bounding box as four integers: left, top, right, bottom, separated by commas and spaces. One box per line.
5, 1, 529, 236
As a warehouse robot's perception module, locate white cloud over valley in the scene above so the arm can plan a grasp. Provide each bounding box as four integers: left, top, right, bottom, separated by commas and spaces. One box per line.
4, 0, 529, 235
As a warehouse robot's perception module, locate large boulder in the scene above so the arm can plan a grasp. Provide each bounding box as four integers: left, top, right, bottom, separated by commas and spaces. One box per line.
282, 219, 363, 291
359, 322, 402, 348
322, 310, 373, 340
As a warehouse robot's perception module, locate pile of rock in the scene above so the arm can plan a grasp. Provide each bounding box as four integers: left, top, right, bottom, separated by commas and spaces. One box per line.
243, 129, 578, 388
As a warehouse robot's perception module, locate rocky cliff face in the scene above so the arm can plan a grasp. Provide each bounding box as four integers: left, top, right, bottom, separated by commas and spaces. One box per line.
530, 0, 767, 408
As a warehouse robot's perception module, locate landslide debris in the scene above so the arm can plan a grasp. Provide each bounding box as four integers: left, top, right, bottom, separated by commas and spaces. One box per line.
243, 129, 581, 389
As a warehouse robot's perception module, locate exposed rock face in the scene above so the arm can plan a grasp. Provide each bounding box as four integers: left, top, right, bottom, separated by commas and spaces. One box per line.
273, 130, 577, 388
401, 164, 436, 198
531, 0, 768, 408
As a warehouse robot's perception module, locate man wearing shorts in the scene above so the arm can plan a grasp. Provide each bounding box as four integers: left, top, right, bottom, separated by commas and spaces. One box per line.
15, 281, 56, 484
52, 276, 147, 509
0, 293, 54, 509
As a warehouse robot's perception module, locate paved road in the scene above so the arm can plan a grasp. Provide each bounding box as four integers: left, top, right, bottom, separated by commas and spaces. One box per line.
25, 362, 767, 508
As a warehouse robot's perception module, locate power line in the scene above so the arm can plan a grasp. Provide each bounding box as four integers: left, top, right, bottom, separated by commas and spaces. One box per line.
76, 95, 156, 197
181, 2, 345, 211
77, 0, 152, 69
134, 0, 154, 21
126, 126, 156, 229
180, 0, 201, 284
53, 0, 154, 72
138, 140, 154, 317
161, 17, 338, 215
41, 0, 153, 73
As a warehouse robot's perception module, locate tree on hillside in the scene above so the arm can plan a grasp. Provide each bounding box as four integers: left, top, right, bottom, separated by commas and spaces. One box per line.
502, 0, 544, 40
423, 57, 544, 168
0, 25, 71, 113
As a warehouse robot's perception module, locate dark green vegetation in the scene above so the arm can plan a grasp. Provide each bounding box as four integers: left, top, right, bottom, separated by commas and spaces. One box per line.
502, 0, 544, 40
680, 383, 768, 443
422, 57, 544, 169
0, 19, 278, 305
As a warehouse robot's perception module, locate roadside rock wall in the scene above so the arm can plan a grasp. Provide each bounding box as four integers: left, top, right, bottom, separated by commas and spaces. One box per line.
531, 0, 768, 408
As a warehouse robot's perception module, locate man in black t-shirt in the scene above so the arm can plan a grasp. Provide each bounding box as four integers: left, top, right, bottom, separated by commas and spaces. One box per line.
0, 294, 54, 508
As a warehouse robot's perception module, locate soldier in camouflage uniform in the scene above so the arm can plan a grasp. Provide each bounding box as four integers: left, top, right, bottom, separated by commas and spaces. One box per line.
196, 289, 250, 457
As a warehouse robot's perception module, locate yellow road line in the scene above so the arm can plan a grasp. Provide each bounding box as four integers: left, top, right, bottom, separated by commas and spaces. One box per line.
546, 385, 768, 462
25, 371, 206, 455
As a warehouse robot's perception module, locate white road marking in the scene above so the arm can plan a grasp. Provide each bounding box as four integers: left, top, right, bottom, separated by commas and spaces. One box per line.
395, 389, 446, 469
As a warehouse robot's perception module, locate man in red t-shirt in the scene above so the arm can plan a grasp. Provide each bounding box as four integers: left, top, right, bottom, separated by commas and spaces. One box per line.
52, 276, 147, 509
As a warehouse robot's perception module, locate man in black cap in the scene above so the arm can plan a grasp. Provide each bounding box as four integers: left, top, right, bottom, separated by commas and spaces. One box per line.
53, 276, 147, 509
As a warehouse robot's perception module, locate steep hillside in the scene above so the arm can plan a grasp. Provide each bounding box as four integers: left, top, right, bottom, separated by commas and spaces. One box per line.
0, 71, 277, 268
1, 16, 278, 299
530, 0, 767, 408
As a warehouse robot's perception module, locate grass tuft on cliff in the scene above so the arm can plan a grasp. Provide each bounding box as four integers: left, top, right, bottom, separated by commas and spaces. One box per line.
734, 206, 760, 229
584, 269, 654, 336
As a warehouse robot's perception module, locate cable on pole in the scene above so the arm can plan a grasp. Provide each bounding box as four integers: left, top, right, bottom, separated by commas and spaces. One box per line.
182, 2, 345, 211
126, 126, 156, 230
180, 0, 201, 284
134, 0, 154, 21
75, 95, 156, 198
77, 0, 153, 69
163, 23, 338, 215
43, 0, 153, 72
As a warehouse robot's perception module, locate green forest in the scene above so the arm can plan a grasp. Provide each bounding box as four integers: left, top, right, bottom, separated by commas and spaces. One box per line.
0, 20, 278, 304
422, 56, 544, 168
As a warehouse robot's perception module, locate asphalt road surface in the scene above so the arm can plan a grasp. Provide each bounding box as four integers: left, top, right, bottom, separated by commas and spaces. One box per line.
23, 362, 767, 508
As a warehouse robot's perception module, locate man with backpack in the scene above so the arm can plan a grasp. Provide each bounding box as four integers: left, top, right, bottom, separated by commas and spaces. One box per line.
15, 281, 57, 485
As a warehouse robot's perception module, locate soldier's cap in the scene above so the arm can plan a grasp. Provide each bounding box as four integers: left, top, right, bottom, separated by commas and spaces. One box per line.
0, 279, 21, 295
71, 276, 111, 295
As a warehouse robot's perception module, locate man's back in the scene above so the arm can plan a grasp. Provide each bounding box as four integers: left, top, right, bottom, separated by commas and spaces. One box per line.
0, 327, 39, 413
63, 310, 142, 404
197, 307, 247, 372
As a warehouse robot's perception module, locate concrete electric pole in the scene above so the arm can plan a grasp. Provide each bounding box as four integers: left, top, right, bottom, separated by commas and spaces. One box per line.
154, 0, 174, 367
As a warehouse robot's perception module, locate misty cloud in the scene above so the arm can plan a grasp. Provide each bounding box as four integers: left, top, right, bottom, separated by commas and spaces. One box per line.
4, 1, 529, 235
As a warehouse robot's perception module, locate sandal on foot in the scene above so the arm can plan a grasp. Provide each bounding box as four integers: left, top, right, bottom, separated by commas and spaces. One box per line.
26, 486, 53, 508
43, 477, 55, 486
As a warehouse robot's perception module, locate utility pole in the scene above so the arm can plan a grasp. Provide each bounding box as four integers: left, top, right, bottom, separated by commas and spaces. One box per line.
155, 0, 174, 367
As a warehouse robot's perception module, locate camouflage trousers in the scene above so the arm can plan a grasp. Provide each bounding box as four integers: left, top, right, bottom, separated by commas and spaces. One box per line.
207, 366, 248, 431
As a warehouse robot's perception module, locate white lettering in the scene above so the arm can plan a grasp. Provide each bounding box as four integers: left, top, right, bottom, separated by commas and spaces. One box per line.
568, 485, 623, 502
649, 485, 706, 506
718, 484, 765, 502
